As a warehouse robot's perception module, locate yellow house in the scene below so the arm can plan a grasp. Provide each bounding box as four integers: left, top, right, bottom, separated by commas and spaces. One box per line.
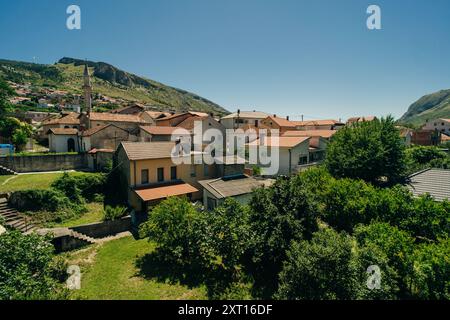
116, 141, 218, 213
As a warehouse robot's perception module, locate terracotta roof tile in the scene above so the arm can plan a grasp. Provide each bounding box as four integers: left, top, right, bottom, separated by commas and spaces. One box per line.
249, 136, 310, 148
282, 130, 337, 138
47, 128, 78, 135
42, 113, 80, 125
140, 126, 191, 135
89, 112, 143, 123
120, 141, 179, 160
263, 116, 298, 128
134, 183, 198, 201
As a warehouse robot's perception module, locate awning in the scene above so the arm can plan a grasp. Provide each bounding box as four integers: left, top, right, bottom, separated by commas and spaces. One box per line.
134, 183, 199, 202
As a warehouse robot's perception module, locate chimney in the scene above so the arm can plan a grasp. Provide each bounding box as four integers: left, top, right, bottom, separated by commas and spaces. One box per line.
286, 116, 290, 121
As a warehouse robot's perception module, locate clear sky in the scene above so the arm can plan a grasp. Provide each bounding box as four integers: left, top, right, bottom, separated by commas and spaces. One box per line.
0, 0, 449, 120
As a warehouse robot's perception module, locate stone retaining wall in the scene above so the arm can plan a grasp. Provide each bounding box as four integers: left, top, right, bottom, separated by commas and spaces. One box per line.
0, 154, 88, 173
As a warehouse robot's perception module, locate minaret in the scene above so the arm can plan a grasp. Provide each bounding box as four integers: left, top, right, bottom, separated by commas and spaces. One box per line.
83, 64, 92, 129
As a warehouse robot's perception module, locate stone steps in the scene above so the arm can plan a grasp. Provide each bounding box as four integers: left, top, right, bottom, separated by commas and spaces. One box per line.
0, 197, 37, 234
0, 165, 17, 176
70, 230, 97, 244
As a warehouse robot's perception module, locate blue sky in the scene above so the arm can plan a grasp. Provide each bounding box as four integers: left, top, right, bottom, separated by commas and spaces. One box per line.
0, 0, 449, 120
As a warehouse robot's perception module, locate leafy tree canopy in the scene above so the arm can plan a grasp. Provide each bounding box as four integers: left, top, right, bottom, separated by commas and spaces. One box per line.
325, 116, 406, 185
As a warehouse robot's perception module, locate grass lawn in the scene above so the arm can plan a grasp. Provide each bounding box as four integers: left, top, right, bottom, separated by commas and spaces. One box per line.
0, 171, 88, 193
64, 236, 207, 300
50, 202, 104, 228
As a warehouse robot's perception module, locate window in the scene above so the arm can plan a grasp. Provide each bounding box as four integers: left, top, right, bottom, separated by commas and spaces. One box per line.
203, 164, 209, 176
141, 169, 149, 184
157, 168, 164, 182
298, 156, 308, 165
171, 166, 177, 180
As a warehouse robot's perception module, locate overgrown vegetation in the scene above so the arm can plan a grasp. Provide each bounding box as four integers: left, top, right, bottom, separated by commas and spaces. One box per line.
138, 119, 449, 300
0, 231, 68, 300
8, 172, 107, 225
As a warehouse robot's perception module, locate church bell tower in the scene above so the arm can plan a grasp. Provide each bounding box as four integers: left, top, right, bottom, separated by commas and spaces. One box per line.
83, 64, 92, 129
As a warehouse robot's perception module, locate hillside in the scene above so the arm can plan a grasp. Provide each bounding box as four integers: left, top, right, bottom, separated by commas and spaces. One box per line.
399, 89, 450, 126
0, 57, 228, 115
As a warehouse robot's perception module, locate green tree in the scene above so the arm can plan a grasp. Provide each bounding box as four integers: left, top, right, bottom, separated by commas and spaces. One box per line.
410, 238, 450, 300
355, 223, 415, 298
276, 228, 358, 300
198, 199, 255, 298
246, 175, 319, 298
0, 231, 68, 300
0, 117, 33, 150
139, 196, 200, 266
325, 116, 406, 185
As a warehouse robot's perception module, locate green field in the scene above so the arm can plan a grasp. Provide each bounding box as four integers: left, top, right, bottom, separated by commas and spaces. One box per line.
0, 171, 90, 193
65, 236, 207, 300
0, 173, 63, 193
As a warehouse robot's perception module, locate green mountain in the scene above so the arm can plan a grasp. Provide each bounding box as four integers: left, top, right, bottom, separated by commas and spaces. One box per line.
0, 57, 228, 115
399, 89, 450, 126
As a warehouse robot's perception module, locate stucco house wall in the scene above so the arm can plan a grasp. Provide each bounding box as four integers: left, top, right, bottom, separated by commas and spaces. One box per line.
48, 134, 80, 153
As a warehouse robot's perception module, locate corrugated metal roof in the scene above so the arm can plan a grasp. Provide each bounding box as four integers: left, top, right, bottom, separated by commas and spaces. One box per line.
407, 169, 450, 202
199, 175, 274, 199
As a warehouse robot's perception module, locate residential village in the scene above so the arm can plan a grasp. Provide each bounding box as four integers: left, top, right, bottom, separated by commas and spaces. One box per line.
1, 64, 449, 301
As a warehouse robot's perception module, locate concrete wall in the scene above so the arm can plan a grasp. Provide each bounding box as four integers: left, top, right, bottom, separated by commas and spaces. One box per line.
71, 216, 131, 238
0, 154, 88, 173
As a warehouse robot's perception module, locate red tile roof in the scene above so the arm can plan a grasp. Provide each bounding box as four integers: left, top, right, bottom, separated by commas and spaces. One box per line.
176, 116, 208, 130
42, 113, 80, 125
134, 183, 198, 201
263, 116, 298, 128
282, 130, 337, 139
140, 126, 191, 135
294, 119, 342, 126
81, 124, 128, 137
249, 136, 310, 148
47, 128, 78, 135
89, 112, 143, 123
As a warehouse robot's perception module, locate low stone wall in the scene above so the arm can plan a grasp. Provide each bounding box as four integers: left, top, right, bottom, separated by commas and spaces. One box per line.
0, 154, 88, 173
71, 216, 131, 239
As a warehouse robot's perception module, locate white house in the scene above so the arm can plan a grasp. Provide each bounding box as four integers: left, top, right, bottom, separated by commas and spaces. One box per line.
220, 110, 270, 130
248, 136, 311, 176
47, 128, 79, 152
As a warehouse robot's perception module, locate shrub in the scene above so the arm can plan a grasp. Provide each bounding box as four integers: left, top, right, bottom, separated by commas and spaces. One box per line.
410, 238, 450, 300
355, 222, 415, 297
52, 172, 106, 203
9, 189, 72, 212
8, 189, 87, 224
276, 228, 358, 300
0, 231, 68, 300
103, 205, 127, 221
